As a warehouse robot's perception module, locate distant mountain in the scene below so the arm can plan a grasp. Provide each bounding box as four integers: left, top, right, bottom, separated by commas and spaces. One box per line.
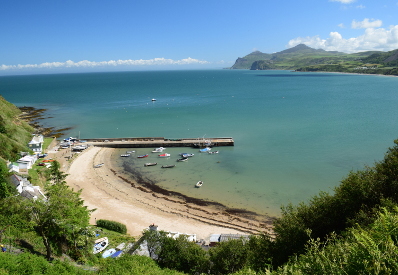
230, 44, 372, 70
229, 44, 398, 75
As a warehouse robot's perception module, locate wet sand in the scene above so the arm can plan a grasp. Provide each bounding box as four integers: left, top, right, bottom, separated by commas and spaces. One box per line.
64, 146, 274, 241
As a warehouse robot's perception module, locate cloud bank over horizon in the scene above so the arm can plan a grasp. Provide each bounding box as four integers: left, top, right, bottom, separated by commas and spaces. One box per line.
288, 19, 398, 53
0, 57, 210, 72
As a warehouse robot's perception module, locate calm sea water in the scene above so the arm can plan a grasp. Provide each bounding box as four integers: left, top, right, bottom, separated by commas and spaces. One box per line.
2, 70, 398, 216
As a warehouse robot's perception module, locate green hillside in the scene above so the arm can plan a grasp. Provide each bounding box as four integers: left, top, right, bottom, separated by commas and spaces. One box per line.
0, 96, 34, 162
230, 44, 398, 76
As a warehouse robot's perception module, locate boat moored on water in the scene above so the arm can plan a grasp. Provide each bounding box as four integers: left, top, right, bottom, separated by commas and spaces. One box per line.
195, 181, 203, 188
177, 158, 188, 162
152, 147, 166, 153
137, 154, 149, 158
161, 165, 175, 168
120, 154, 130, 157
144, 163, 157, 167
208, 151, 219, 154
126, 151, 135, 154
180, 153, 194, 158
158, 153, 170, 157
199, 147, 211, 153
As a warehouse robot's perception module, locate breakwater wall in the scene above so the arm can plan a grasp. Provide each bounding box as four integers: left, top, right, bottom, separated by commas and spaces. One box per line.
82, 137, 234, 148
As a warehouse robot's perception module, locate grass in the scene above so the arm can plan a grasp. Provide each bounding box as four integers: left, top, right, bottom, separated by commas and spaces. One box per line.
43, 137, 55, 151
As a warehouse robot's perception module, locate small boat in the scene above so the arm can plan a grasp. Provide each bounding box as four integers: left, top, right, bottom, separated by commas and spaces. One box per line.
111, 250, 123, 258
161, 165, 176, 168
126, 151, 135, 154
93, 237, 109, 254
120, 154, 130, 157
152, 147, 165, 153
177, 158, 188, 162
102, 248, 117, 258
158, 153, 170, 157
144, 163, 157, 167
199, 147, 211, 153
195, 181, 203, 188
208, 151, 219, 154
151, 98, 156, 101
94, 163, 104, 168
137, 154, 149, 158
180, 153, 194, 158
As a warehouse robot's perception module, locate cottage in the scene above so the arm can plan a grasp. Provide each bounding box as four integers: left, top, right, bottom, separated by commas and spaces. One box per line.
16, 155, 37, 172
28, 134, 44, 153
9, 174, 46, 200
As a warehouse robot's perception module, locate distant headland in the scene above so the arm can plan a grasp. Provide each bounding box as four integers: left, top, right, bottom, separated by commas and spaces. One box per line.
229, 43, 398, 76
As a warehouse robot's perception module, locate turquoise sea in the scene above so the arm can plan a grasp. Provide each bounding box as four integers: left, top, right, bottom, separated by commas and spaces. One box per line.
1, 70, 398, 217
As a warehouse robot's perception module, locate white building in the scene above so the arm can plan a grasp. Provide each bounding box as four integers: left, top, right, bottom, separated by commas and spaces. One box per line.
28, 134, 44, 154
9, 174, 46, 200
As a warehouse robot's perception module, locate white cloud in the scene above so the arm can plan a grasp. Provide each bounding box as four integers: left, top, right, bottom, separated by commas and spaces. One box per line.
356, 4, 365, 9
330, 0, 356, 3
287, 25, 398, 53
352, 18, 382, 29
0, 57, 209, 71
338, 23, 345, 28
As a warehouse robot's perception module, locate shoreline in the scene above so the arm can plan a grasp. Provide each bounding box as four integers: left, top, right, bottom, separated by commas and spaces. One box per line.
63, 146, 275, 240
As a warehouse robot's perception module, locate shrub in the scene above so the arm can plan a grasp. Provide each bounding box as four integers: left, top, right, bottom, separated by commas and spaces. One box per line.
96, 219, 127, 234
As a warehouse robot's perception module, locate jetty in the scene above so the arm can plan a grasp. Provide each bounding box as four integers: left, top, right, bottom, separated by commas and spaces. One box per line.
81, 137, 234, 148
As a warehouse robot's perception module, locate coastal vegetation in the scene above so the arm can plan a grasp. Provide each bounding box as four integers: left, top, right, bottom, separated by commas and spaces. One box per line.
230, 44, 398, 76
2, 95, 398, 274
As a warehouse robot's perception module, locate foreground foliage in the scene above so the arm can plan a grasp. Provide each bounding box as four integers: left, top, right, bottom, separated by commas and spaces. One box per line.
272, 208, 398, 274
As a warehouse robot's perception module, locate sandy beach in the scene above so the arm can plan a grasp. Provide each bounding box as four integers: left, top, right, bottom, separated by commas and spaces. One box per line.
59, 146, 274, 241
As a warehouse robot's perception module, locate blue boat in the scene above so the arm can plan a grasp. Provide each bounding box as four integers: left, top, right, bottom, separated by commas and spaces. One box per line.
199, 147, 211, 153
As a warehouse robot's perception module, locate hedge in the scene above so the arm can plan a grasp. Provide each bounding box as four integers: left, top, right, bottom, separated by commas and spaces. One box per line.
96, 219, 127, 234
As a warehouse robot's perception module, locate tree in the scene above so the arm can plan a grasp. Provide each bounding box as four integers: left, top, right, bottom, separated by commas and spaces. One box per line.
209, 238, 250, 274
29, 161, 92, 260
156, 235, 209, 274
143, 230, 209, 274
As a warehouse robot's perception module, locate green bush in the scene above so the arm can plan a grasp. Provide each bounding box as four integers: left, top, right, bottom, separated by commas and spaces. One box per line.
96, 219, 127, 234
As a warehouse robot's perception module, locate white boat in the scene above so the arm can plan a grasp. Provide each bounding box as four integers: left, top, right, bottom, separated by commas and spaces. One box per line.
152, 147, 165, 153
120, 154, 130, 157
177, 158, 188, 162
126, 151, 135, 154
199, 147, 211, 153
144, 162, 157, 167
93, 237, 109, 254
151, 98, 156, 101
208, 151, 219, 154
94, 163, 104, 168
102, 248, 117, 258
180, 153, 194, 158
195, 181, 203, 188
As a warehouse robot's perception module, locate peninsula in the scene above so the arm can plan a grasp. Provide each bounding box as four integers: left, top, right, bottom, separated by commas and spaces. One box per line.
230, 43, 398, 76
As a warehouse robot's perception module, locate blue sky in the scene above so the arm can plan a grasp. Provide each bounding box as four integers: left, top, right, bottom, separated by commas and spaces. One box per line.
1, 0, 398, 75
